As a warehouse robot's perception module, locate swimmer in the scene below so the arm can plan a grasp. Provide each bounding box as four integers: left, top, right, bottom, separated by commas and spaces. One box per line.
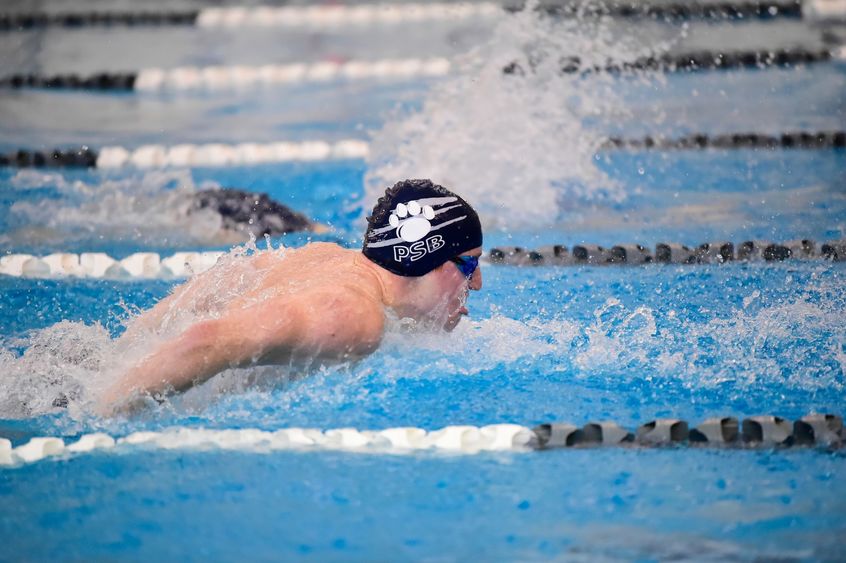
0, 186, 322, 248
189, 187, 329, 240
99, 179, 483, 413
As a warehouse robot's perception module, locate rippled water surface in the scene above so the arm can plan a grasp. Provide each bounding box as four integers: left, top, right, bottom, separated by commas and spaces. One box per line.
1, 2, 845, 561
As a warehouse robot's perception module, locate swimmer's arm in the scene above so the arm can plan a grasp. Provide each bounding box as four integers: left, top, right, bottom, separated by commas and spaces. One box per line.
99, 300, 303, 412
99, 293, 384, 412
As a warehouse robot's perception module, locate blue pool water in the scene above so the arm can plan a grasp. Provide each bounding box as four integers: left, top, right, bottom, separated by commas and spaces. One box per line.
2, 3, 846, 561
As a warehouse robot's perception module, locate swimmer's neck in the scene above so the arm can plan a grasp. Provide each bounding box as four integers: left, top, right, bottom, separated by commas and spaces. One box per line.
355, 251, 414, 310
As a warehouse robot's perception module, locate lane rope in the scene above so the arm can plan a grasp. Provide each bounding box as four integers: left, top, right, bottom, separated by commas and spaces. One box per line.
503, 47, 843, 76
0, 3, 499, 31
489, 239, 846, 265
0, 251, 226, 280
1, 414, 841, 466
2, 129, 842, 170
0, 57, 452, 92
0, 140, 370, 169
603, 131, 846, 150
1, 239, 843, 280
5, 45, 844, 92
534, 0, 803, 19
0, 0, 806, 31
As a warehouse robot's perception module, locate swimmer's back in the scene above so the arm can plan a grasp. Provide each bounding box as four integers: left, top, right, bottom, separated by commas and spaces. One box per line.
233, 242, 383, 310
238, 242, 386, 358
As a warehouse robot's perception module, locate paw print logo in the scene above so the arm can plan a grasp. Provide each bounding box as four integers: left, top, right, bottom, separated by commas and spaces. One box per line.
388, 200, 436, 243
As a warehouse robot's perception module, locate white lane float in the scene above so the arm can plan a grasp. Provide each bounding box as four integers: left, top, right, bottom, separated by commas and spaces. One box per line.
195, 3, 500, 28
96, 139, 370, 169
1, 251, 225, 280
133, 58, 451, 92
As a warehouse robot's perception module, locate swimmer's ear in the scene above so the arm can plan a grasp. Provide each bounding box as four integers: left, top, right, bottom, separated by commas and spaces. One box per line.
311, 223, 331, 234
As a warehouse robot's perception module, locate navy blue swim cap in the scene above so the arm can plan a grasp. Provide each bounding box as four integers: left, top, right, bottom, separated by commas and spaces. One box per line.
362, 179, 483, 277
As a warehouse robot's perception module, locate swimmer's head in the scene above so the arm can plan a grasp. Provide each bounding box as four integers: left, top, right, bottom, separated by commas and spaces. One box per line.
362, 179, 483, 277
363, 179, 483, 330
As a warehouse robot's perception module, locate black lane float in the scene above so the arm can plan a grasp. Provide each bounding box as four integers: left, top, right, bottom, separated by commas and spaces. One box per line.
489, 239, 846, 265
532, 413, 844, 449
503, 47, 837, 77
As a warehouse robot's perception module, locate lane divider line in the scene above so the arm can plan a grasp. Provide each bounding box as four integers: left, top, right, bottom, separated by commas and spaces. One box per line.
1, 414, 841, 467
0, 3, 499, 31
2, 130, 843, 170
5, 46, 844, 92
0, 140, 370, 169
503, 47, 843, 76
0, 1, 805, 32
0, 57, 452, 91
196, 3, 501, 27
536, 0, 803, 19
490, 239, 846, 265
0, 251, 226, 279
1, 239, 843, 280
603, 130, 846, 150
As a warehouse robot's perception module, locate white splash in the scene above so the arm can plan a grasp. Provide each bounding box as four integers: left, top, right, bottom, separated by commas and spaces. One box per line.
0, 239, 286, 419
2, 270, 842, 420
0, 321, 115, 419
570, 293, 846, 390
364, 3, 658, 228
375, 313, 580, 376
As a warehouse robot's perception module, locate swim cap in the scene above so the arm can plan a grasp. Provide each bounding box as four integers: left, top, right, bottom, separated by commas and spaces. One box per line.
362, 179, 483, 277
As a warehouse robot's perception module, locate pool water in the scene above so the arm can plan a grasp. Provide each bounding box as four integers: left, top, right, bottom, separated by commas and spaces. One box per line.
1, 2, 845, 561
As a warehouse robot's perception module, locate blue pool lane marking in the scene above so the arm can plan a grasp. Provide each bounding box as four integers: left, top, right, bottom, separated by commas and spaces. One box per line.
1, 415, 841, 467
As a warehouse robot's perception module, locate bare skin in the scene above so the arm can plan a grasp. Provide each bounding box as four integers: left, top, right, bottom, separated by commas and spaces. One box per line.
98, 242, 483, 413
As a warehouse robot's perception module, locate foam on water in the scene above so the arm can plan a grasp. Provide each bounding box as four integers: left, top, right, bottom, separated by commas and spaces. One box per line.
570, 293, 846, 390
364, 2, 663, 228
375, 285, 845, 390
0, 169, 243, 248
1, 266, 843, 424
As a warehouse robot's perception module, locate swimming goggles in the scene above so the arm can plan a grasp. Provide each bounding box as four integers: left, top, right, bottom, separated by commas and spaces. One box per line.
449, 255, 479, 278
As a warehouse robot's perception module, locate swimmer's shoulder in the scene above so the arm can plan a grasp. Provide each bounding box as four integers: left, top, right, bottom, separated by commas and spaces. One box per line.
281, 283, 385, 354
